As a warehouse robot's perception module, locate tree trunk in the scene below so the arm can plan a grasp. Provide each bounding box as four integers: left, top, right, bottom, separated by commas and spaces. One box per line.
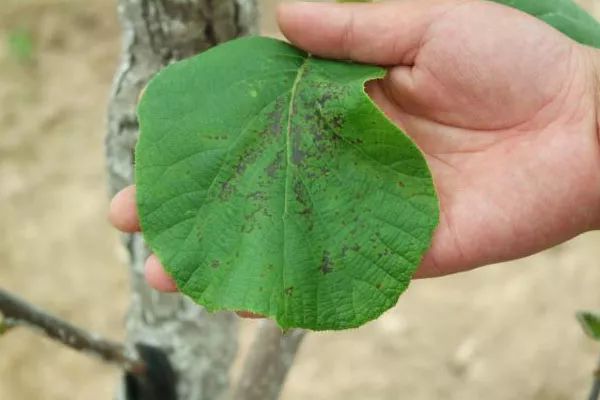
106, 1, 306, 399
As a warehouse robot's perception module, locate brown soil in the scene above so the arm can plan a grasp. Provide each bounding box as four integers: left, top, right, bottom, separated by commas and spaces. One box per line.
0, 1, 599, 399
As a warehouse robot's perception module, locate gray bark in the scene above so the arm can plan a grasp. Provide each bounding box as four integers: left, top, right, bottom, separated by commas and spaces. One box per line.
0, 289, 142, 373
233, 322, 306, 400
106, 1, 305, 399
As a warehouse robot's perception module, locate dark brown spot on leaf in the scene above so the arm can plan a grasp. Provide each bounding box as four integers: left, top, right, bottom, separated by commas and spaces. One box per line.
220, 181, 234, 200
320, 250, 333, 274
292, 146, 306, 165
265, 151, 283, 178
247, 191, 267, 201
293, 179, 309, 207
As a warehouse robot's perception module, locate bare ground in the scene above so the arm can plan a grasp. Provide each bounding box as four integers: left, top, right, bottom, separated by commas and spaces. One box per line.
0, 1, 599, 399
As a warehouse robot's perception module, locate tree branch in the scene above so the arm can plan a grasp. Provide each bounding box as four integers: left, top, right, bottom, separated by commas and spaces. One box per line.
232, 321, 306, 400
0, 288, 143, 374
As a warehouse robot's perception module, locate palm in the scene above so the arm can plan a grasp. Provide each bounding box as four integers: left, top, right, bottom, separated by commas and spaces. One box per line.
366, 2, 600, 276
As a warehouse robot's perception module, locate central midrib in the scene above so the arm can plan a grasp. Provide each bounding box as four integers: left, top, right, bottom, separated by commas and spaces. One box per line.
283, 56, 310, 217
281, 55, 310, 320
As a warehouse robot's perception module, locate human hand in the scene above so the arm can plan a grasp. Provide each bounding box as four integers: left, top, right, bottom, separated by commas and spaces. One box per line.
110, 0, 600, 292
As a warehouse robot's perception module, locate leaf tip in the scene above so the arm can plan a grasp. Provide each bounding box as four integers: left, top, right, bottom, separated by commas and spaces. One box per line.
577, 311, 600, 341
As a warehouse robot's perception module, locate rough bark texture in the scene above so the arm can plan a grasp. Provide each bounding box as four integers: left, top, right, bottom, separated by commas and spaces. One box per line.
106, 1, 257, 399
233, 322, 306, 400
0, 289, 142, 373
106, 1, 307, 399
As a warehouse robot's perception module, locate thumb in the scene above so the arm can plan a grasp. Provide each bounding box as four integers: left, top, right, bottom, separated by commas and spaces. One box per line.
277, 0, 457, 66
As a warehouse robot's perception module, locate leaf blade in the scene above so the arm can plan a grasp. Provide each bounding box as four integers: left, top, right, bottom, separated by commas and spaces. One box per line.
136, 37, 439, 330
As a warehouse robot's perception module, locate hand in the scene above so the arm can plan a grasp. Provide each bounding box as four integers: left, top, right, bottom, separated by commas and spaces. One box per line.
110, 0, 600, 293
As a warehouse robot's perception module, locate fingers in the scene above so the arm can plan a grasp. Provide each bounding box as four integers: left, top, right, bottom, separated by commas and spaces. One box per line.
110, 186, 263, 317
144, 255, 263, 319
277, 0, 457, 65
109, 187, 178, 291
109, 185, 140, 233
145, 254, 179, 292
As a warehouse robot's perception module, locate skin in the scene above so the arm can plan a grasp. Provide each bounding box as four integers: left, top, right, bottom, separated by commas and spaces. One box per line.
109, 0, 600, 299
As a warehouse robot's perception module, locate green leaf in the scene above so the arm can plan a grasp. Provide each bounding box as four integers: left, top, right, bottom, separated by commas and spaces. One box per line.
577, 311, 600, 341
7, 28, 35, 63
136, 37, 439, 330
491, 0, 600, 48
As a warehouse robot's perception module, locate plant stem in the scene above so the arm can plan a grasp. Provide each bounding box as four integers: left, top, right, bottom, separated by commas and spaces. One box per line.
0, 288, 144, 373
589, 354, 600, 400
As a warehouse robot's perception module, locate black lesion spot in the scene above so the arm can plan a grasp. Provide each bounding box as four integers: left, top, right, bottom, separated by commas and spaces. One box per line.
219, 181, 234, 201
341, 245, 349, 257
284, 286, 294, 296
235, 145, 262, 178
330, 114, 344, 132
266, 99, 285, 137
246, 191, 267, 201
206, 134, 229, 141
320, 250, 333, 274
317, 92, 333, 105
293, 178, 309, 207
292, 145, 306, 165
290, 121, 306, 166
241, 206, 263, 233
210, 259, 221, 269
313, 130, 325, 143
265, 151, 283, 178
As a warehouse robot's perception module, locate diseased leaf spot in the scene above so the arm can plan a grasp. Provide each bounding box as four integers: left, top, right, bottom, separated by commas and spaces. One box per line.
219, 181, 234, 201
206, 134, 229, 141
293, 178, 309, 207
235, 146, 262, 177
265, 151, 283, 178
247, 191, 267, 201
320, 251, 333, 275
266, 99, 285, 137
292, 146, 306, 165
